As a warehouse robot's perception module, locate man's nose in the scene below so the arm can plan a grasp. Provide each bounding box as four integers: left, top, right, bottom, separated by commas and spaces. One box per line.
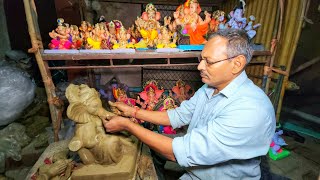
197, 60, 205, 71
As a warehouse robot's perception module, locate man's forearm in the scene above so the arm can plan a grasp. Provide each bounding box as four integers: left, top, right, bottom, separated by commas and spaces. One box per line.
135, 109, 171, 126
125, 121, 176, 161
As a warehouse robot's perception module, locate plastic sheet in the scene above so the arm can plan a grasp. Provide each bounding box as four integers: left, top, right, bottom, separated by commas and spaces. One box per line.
0, 65, 35, 126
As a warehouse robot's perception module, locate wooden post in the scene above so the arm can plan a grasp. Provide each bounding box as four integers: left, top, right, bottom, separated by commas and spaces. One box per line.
23, 0, 61, 141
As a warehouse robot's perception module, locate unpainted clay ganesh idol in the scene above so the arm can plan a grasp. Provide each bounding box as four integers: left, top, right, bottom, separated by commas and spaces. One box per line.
65, 84, 140, 179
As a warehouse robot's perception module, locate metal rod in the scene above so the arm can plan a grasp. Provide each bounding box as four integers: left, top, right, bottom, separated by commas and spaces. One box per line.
41, 51, 270, 61
48, 63, 199, 69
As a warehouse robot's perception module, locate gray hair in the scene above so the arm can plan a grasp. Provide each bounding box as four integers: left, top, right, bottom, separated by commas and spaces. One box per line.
208, 29, 253, 63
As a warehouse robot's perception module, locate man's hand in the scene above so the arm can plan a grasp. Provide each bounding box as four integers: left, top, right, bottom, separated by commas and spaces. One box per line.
103, 116, 131, 133
108, 101, 134, 117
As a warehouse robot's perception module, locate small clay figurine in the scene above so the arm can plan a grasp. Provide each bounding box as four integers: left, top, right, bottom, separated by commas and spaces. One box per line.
210, 10, 226, 32
245, 15, 261, 39
134, 3, 161, 48
156, 27, 177, 48
70, 25, 82, 49
226, 0, 261, 40
79, 21, 93, 49
87, 23, 109, 49
157, 97, 178, 134
112, 27, 135, 49
48, 18, 72, 49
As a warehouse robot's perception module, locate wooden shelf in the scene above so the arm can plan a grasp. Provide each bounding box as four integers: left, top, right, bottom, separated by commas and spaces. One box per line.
42, 50, 271, 69
41, 51, 201, 61
41, 50, 271, 60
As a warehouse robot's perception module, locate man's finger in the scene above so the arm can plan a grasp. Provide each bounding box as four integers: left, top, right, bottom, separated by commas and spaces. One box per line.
108, 101, 116, 107
102, 119, 109, 128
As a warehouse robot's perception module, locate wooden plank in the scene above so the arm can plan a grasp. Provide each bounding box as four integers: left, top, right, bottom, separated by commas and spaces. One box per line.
41, 50, 271, 61
48, 63, 200, 70
41, 51, 201, 60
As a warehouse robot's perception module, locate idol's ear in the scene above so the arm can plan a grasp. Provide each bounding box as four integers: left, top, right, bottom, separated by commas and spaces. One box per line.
155, 12, 161, 21
142, 12, 149, 21
197, 5, 201, 14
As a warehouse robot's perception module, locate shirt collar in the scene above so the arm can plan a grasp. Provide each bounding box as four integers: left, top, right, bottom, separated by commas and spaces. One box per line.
204, 71, 248, 98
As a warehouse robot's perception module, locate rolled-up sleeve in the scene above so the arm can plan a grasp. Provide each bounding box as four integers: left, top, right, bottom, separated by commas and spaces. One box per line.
172, 98, 275, 167
167, 88, 203, 129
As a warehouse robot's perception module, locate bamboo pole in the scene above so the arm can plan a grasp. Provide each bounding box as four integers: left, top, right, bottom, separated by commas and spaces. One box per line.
264, 0, 277, 50
290, 56, 320, 76
264, 0, 284, 93
247, 0, 254, 17
253, 0, 264, 43
252, 0, 264, 62
276, 0, 307, 120
23, 0, 61, 141
260, 0, 275, 47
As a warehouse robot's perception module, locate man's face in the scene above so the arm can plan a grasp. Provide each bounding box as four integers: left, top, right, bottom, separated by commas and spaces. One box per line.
197, 36, 234, 88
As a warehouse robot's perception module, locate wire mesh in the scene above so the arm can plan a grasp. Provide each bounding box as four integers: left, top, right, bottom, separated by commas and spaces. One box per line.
142, 65, 203, 91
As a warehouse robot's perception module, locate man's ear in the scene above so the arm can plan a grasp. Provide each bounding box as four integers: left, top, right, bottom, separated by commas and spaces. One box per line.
232, 55, 247, 74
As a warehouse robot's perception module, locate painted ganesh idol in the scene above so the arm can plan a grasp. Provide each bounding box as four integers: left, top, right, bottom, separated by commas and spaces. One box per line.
134, 3, 161, 48
172, 79, 194, 103
173, 0, 211, 44
154, 97, 178, 134
136, 80, 164, 111
48, 18, 72, 49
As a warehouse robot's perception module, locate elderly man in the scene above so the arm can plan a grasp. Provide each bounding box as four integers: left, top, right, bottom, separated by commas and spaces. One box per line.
104, 29, 276, 179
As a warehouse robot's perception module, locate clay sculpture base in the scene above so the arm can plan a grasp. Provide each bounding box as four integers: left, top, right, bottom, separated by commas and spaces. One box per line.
72, 136, 141, 180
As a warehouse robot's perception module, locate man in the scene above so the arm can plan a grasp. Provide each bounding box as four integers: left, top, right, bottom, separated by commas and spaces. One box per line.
104, 29, 276, 179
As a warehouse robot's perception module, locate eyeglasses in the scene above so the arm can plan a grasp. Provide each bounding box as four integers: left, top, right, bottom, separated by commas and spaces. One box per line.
199, 55, 239, 66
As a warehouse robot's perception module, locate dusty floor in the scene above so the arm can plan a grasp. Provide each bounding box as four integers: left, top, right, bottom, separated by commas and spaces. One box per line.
267, 135, 320, 180
162, 135, 320, 180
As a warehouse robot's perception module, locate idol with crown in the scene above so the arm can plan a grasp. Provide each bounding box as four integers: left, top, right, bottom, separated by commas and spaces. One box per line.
136, 80, 164, 111
134, 3, 161, 48
152, 96, 178, 134
171, 79, 194, 103
48, 18, 73, 49
112, 26, 135, 49
86, 22, 110, 49
226, 0, 261, 39
156, 26, 177, 48
173, 0, 211, 45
